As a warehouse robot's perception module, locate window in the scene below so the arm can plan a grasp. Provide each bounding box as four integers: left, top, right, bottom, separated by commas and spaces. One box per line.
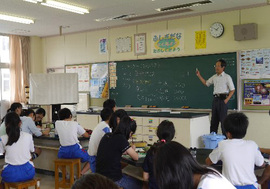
0, 35, 10, 101
0, 36, 10, 64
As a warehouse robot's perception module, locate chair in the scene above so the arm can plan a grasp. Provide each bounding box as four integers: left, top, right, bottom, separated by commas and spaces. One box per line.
54, 158, 81, 189
4, 178, 40, 189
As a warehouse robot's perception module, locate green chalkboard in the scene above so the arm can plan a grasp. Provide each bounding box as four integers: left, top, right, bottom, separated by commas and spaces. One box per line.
110, 52, 237, 109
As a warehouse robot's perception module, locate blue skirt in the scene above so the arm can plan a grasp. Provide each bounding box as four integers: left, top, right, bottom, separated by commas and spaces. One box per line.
1, 162, 35, 183
58, 143, 90, 163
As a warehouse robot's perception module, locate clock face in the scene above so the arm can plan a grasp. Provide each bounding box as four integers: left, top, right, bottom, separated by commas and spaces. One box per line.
210, 22, 224, 38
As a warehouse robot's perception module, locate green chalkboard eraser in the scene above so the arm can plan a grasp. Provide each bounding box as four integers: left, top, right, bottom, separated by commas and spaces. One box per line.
141, 105, 149, 108
125, 105, 132, 108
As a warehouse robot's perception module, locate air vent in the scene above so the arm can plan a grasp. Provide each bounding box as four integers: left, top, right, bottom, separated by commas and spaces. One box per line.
156, 0, 212, 12
124, 9, 192, 21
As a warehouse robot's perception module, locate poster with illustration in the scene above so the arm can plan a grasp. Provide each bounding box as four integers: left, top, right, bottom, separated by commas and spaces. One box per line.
151, 30, 184, 55
243, 79, 270, 106
240, 49, 270, 78
99, 38, 107, 54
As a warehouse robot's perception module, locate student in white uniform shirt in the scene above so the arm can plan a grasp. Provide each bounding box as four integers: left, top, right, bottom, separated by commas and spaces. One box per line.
155, 141, 235, 189
206, 113, 265, 189
0, 112, 35, 183
55, 108, 90, 172
196, 59, 235, 135
81, 108, 113, 174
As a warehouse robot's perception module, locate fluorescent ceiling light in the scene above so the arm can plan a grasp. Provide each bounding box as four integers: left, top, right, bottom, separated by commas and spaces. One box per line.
41, 0, 89, 14
156, 0, 212, 12
95, 14, 137, 22
0, 13, 34, 24
23, 0, 42, 3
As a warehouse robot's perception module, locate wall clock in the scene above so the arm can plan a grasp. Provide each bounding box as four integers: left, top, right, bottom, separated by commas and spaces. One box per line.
210, 22, 224, 38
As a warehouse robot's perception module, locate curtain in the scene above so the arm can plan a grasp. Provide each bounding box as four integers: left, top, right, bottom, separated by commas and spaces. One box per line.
9, 35, 30, 103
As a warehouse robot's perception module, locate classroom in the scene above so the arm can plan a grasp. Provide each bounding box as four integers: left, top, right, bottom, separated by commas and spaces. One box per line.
1, 0, 270, 188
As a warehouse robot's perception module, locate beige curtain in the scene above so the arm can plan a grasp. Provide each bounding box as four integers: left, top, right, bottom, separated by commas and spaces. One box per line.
9, 35, 30, 103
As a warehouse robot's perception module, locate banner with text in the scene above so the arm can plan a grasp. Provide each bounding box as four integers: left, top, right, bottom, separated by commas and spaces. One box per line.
151, 30, 184, 55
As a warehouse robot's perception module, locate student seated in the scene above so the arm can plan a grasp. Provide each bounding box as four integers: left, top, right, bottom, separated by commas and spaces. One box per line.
55, 108, 90, 173
103, 99, 116, 112
72, 173, 118, 189
81, 108, 113, 174
0, 102, 23, 136
96, 116, 141, 189
206, 112, 265, 189
155, 141, 235, 189
109, 109, 128, 132
35, 107, 46, 128
143, 120, 175, 189
24, 108, 36, 121
0, 112, 35, 183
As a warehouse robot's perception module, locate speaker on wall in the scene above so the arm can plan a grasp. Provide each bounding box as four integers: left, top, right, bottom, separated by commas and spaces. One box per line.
233, 23, 258, 41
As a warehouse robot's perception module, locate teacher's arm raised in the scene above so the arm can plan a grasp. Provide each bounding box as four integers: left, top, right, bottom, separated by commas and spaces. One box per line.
196, 69, 207, 86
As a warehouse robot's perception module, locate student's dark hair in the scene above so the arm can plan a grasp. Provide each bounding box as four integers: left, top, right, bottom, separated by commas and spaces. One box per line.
36, 107, 46, 116
25, 109, 36, 117
58, 108, 72, 120
72, 173, 118, 189
103, 99, 116, 110
109, 109, 128, 132
157, 120, 175, 142
224, 112, 248, 139
150, 120, 175, 155
5, 112, 21, 146
217, 59, 227, 70
114, 116, 137, 140
1, 102, 23, 124
154, 141, 219, 189
100, 108, 113, 121
7, 102, 22, 113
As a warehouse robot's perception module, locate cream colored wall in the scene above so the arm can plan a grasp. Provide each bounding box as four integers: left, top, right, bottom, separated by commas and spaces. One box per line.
37, 5, 270, 146
30, 36, 43, 73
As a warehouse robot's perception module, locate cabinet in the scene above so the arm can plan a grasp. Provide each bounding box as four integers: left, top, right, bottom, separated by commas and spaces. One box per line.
77, 112, 210, 147
77, 114, 99, 130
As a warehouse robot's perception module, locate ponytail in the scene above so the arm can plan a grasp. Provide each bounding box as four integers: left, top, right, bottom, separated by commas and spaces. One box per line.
5, 112, 21, 146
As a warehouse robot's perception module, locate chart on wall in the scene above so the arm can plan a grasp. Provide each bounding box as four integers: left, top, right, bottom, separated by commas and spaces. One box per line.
240, 48, 270, 78
65, 65, 90, 92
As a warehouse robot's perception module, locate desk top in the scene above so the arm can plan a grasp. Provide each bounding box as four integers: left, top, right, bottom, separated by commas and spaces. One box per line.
33, 135, 89, 141
121, 148, 216, 168
77, 111, 209, 119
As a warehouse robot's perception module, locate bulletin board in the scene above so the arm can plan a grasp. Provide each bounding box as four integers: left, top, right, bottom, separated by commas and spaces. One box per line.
240, 48, 270, 110
65, 63, 108, 98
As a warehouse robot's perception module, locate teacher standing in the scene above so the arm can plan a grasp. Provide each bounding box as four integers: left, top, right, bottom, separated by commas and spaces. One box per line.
196, 59, 235, 135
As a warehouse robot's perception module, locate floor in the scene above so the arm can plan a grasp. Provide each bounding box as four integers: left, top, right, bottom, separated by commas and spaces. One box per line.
33, 173, 55, 189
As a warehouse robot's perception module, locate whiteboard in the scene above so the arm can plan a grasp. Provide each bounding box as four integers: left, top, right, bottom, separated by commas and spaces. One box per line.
29, 73, 79, 105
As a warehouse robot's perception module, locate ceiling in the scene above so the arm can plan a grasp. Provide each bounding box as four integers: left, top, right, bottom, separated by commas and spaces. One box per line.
0, 0, 267, 37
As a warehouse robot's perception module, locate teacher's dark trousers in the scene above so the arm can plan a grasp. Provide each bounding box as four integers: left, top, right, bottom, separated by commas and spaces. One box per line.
210, 97, 228, 135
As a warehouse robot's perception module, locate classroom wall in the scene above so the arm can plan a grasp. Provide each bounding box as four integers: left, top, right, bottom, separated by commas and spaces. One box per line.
30, 5, 270, 147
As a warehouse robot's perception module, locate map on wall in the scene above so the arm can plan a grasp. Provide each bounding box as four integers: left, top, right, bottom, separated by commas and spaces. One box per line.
90, 63, 108, 98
